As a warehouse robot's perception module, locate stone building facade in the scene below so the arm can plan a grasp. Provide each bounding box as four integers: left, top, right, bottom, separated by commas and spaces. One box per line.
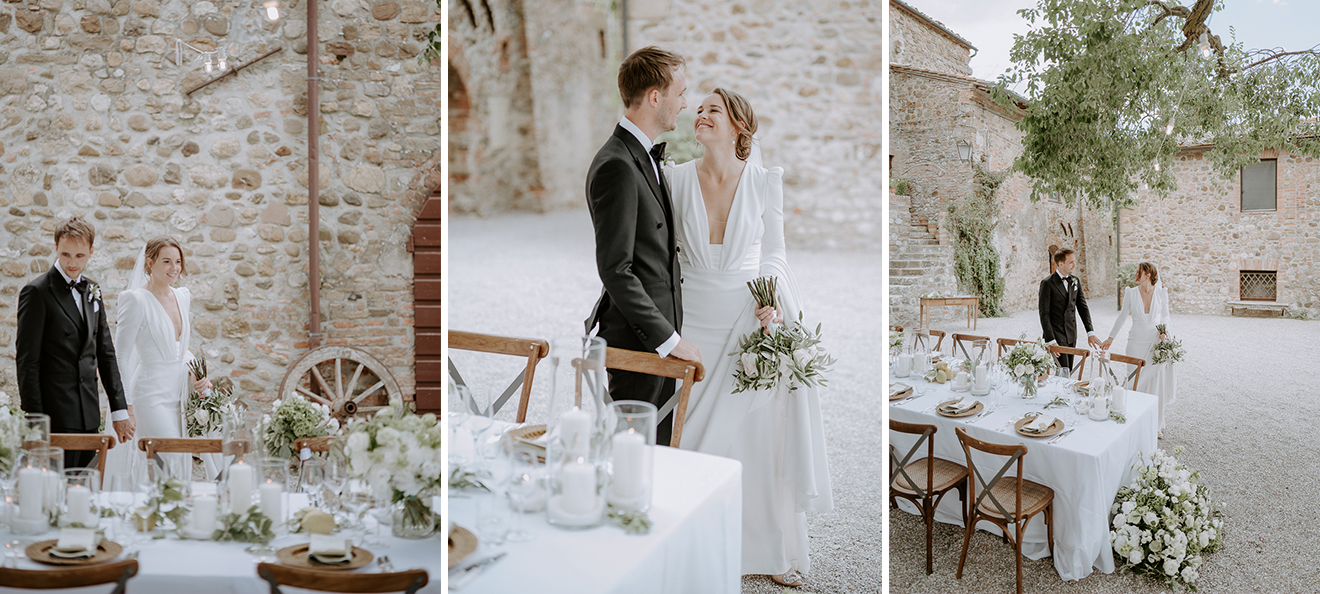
449, 0, 885, 250
1120, 147, 1320, 316
0, 0, 443, 404
888, 0, 1115, 326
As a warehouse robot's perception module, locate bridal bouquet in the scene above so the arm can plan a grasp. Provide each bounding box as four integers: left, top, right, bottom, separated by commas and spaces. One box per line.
1003, 338, 1053, 398
184, 355, 241, 438
336, 398, 442, 537
1110, 447, 1222, 591
730, 276, 835, 394
889, 329, 904, 355
262, 396, 340, 459
1151, 324, 1185, 365
0, 395, 22, 475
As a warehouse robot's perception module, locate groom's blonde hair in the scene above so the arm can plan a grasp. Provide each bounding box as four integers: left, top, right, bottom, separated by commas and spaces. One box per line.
711, 87, 758, 161
144, 236, 187, 277
618, 46, 685, 109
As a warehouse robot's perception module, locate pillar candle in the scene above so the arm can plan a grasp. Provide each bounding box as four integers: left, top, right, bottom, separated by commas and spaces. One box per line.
259, 481, 282, 523
610, 430, 646, 500
897, 354, 913, 376
915, 351, 928, 375
559, 458, 596, 515
227, 463, 254, 515
191, 495, 217, 534
559, 407, 591, 457
18, 468, 43, 521
65, 485, 91, 526
1112, 385, 1126, 414
974, 363, 988, 392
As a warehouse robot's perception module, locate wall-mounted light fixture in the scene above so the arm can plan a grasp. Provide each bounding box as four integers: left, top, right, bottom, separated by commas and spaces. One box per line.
956, 139, 972, 163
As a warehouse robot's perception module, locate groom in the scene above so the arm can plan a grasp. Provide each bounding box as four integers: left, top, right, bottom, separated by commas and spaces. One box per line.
584, 46, 700, 446
1038, 248, 1102, 371
16, 217, 134, 469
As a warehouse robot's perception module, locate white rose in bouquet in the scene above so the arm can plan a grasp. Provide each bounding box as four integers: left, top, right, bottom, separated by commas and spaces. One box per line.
740, 353, 757, 375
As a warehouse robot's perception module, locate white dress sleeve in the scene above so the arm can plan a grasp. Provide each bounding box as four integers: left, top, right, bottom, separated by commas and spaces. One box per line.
1155, 286, 1171, 328
1107, 287, 1132, 340
756, 166, 788, 282
114, 290, 144, 406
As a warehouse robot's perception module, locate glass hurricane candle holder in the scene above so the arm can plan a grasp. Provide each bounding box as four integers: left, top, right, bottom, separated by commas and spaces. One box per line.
60, 468, 100, 529
605, 402, 655, 514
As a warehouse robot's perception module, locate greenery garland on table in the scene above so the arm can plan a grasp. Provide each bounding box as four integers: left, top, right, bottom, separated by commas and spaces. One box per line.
948, 164, 1009, 317
606, 505, 652, 535
213, 505, 275, 544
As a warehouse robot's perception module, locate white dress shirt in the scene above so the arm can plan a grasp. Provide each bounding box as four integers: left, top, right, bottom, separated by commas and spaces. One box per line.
617, 116, 680, 358
55, 260, 130, 422
1046, 270, 1095, 346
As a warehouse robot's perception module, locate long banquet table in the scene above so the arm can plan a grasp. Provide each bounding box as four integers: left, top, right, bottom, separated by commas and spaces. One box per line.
889, 373, 1158, 581
448, 422, 743, 594
0, 493, 443, 594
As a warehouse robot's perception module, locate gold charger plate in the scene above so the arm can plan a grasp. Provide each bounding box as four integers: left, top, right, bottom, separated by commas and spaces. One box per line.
276, 544, 374, 571
26, 540, 123, 566
509, 424, 546, 446
448, 525, 478, 569
936, 400, 983, 418
1014, 417, 1065, 438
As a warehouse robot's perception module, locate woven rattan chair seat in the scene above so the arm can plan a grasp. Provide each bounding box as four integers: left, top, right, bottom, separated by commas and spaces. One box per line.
892, 457, 968, 496
977, 477, 1054, 520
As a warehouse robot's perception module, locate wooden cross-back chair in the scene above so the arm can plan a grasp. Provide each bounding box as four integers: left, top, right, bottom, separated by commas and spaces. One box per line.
257, 563, 428, 594
604, 347, 705, 448
890, 419, 968, 575
949, 333, 991, 360
913, 329, 945, 353
1046, 345, 1090, 380
448, 330, 550, 423
1104, 353, 1146, 389
954, 427, 1055, 594
996, 337, 1026, 358
293, 436, 337, 475
51, 434, 114, 488
138, 437, 223, 458
890, 325, 903, 333
0, 560, 138, 594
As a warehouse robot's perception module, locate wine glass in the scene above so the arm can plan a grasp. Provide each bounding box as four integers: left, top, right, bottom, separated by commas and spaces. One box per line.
323, 457, 348, 516
503, 452, 538, 543
105, 472, 140, 551
341, 481, 374, 545
368, 492, 393, 550
299, 458, 326, 508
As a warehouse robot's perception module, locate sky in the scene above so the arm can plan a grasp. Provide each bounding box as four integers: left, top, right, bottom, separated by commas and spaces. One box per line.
909, 0, 1320, 82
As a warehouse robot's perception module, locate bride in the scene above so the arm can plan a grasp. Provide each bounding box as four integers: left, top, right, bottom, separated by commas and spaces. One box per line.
1102, 262, 1176, 436
665, 88, 833, 587
104, 236, 213, 483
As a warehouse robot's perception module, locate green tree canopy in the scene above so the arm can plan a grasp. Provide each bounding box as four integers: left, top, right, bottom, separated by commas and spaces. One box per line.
994, 0, 1320, 209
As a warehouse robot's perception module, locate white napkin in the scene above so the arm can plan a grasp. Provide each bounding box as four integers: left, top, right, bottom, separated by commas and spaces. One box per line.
1026, 415, 1057, 432
943, 396, 976, 413
309, 534, 350, 557
890, 383, 912, 398
55, 528, 96, 554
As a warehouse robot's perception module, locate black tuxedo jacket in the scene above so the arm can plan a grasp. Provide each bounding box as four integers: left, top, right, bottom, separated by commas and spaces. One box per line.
584, 125, 683, 354
16, 266, 128, 432
1038, 273, 1094, 347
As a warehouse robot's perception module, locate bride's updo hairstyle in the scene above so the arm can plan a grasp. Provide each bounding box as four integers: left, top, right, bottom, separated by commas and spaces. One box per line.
711, 87, 758, 161
1138, 262, 1158, 285
143, 235, 188, 277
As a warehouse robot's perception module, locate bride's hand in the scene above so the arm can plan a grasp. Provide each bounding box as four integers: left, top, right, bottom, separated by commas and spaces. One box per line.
755, 306, 782, 334
193, 376, 212, 394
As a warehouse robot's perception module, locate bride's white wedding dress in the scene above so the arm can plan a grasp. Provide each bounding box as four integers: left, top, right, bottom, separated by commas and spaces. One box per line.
1107, 284, 1177, 429
666, 159, 833, 576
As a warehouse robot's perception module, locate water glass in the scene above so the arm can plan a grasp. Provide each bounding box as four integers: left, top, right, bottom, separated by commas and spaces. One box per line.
503, 452, 538, 543
299, 458, 326, 507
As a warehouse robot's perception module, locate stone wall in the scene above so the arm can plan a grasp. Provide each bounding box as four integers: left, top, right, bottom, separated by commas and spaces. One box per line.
888, 0, 971, 77
1120, 148, 1320, 315
628, 0, 884, 250
447, 0, 619, 215
0, 0, 443, 403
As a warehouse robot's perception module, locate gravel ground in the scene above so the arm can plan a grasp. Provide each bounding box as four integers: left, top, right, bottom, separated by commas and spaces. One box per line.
450, 210, 884, 594
889, 300, 1320, 593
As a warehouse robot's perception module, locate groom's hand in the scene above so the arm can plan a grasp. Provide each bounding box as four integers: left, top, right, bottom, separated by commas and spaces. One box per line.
669, 338, 701, 363
113, 418, 134, 444
1087, 335, 1103, 349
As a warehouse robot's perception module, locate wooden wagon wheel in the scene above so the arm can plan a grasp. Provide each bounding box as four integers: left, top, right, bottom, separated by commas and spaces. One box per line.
278, 346, 404, 422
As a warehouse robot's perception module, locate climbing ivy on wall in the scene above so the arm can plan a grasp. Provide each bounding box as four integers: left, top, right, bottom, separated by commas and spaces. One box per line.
948, 164, 1009, 317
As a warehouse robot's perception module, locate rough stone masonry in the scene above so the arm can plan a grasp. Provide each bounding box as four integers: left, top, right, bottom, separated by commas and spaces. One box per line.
0, 0, 442, 404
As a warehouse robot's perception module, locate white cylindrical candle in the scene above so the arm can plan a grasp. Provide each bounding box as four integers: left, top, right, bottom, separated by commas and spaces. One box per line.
896, 354, 912, 377
915, 352, 928, 375
18, 468, 43, 521
559, 458, 596, 515
559, 408, 591, 457
191, 495, 217, 534
1112, 386, 1126, 414
610, 430, 646, 500
65, 485, 91, 526
227, 463, 254, 515
259, 481, 282, 522
974, 364, 988, 391
954, 370, 969, 388
1089, 393, 1109, 421
43, 470, 60, 513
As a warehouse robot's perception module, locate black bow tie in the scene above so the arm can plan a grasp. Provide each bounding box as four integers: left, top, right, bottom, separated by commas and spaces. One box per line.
649, 142, 666, 163
69, 278, 88, 293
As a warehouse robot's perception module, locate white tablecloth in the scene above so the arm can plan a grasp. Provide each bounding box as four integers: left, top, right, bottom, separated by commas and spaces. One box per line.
449, 443, 742, 594
889, 375, 1158, 581
0, 494, 443, 594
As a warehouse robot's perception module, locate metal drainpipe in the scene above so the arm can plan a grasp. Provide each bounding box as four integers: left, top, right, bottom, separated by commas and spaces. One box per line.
620, 0, 628, 55
307, 0, 322, 348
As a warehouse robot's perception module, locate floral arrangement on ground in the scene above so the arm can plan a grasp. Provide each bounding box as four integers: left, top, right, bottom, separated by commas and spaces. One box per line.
1110, 446, 1222, 592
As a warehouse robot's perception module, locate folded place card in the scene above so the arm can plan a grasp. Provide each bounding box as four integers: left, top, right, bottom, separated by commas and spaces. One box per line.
890, 383, 911, 397
1026, 415, 1057, 432
55, 528, 96, 553
942, 396, 976, 412
309, 533, 350, 557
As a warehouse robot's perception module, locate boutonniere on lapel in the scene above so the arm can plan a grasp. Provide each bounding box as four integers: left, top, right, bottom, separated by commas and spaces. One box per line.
88, 282, 102, 313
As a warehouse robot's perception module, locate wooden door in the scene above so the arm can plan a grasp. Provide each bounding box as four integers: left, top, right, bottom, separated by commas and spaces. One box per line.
412, 193, 443, 414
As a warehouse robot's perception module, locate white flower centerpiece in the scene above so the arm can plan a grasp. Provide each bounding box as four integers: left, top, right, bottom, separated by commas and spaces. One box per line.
263, 396, 340, 459
1110, 446, 1222, 591
0, 392, 21, 475
889, 329, 904, 357
1002, 337, 1053, 399
336, 398, 442, 538
730, 276, 836, 394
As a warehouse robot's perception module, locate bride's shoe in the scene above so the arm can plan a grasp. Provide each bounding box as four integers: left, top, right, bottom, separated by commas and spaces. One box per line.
771, 570, 805, 588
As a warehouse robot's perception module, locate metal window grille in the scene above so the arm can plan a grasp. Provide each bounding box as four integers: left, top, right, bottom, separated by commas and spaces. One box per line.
1240, 271, 1277, 302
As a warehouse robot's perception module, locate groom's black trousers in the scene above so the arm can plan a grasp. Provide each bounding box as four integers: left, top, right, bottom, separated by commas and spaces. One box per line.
608, 370, 677, 446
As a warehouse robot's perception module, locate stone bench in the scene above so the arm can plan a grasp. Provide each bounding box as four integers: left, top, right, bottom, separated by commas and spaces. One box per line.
1226, 300, 1290, 318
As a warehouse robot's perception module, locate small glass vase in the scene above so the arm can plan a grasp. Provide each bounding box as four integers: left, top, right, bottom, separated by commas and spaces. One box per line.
1020, 375, 1038, 399
392, 496, 437, 539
